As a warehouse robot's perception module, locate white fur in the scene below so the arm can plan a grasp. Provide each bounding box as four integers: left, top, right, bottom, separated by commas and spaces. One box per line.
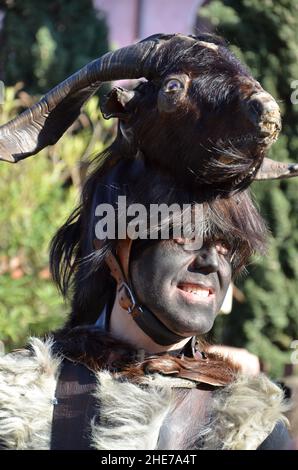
0, 338, 60, 449
0, 339, 289, 450
90, 371, 288, 450
202, 373, 289, 450
91, 371, 173, 450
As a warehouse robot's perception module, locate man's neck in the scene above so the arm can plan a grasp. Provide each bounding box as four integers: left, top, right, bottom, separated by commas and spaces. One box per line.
109, 292, 190, 354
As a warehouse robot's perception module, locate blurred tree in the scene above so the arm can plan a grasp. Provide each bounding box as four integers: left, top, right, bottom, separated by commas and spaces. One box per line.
0, 0, 112, 350
200, 0, 298, 377
0, 0, 109, 93
0, 85, 115, 351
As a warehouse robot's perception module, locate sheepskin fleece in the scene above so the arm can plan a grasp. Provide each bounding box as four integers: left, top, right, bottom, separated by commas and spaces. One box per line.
201, 374, 289, 450
0, 339, 288, 450
0, 338, 61, 449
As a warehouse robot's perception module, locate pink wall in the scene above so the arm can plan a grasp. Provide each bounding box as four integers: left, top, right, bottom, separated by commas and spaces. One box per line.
94, 0, 204, 49
139, 0, 201, 39
94, 0, 137, 48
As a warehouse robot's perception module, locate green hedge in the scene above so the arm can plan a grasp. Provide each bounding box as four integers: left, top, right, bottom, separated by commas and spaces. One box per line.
0, 0, 109, 94
0, 85, 114, 351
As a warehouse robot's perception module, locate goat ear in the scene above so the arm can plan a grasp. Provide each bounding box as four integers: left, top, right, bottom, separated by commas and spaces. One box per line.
100, 87, 140, 119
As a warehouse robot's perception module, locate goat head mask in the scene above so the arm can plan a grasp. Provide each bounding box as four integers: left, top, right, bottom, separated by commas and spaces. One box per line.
0, 33, 297, 191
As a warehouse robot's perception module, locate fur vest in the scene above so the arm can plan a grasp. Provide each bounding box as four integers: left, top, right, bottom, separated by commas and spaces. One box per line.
0, 330, 289, 450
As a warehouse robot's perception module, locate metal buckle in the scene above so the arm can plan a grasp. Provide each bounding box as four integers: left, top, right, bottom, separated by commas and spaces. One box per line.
120, 282, 138, 314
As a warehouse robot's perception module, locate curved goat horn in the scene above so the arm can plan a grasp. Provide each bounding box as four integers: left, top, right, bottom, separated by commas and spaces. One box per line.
254, 157, 298, 180
0, 34, 175, 163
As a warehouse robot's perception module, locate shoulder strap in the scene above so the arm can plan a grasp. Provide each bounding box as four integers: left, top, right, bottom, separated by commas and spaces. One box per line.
51, 359, 98, 450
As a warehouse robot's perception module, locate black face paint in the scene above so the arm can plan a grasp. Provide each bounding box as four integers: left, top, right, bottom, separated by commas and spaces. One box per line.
130, 238, 232, 337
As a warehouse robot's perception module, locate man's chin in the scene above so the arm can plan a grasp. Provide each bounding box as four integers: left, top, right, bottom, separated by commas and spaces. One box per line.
160, 315, 216, 337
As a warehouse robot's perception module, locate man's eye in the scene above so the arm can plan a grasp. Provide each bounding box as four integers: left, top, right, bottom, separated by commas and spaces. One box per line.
215, 240, 231, 255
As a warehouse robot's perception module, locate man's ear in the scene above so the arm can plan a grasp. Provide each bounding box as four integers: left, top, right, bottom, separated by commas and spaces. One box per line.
100, 87, 140, 120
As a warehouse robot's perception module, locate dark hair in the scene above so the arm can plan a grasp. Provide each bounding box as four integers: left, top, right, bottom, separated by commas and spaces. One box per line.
50, 155, 268, 327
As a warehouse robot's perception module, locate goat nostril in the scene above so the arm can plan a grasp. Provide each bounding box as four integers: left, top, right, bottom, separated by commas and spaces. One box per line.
248, 99, 264, 119
245, 92, 281, 135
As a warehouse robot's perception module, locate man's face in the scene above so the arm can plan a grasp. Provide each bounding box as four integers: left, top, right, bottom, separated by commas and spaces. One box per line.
130, 237, 232, 337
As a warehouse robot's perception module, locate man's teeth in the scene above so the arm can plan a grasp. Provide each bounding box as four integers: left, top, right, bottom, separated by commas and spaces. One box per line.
180, 286, 210, 297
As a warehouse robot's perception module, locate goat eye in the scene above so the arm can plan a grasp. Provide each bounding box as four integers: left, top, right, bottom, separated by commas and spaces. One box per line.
164, 79, 184, 93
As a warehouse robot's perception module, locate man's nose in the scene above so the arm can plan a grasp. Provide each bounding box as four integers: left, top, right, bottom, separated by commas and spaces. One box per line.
191, 246, 219, 273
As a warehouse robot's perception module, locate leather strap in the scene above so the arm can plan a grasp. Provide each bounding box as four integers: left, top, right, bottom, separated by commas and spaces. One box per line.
117, 238, 132, 280
133, 305, 188, 346
94, 238, 138, 314
105, 240, 141, 317
51, 359, 98, 450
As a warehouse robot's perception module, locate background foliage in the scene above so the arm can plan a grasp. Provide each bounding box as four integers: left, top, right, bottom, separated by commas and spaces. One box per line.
200, 0, 298, 377
0, 0, 109, 93
0, 85, 114, 351
0, 0, 113, 351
